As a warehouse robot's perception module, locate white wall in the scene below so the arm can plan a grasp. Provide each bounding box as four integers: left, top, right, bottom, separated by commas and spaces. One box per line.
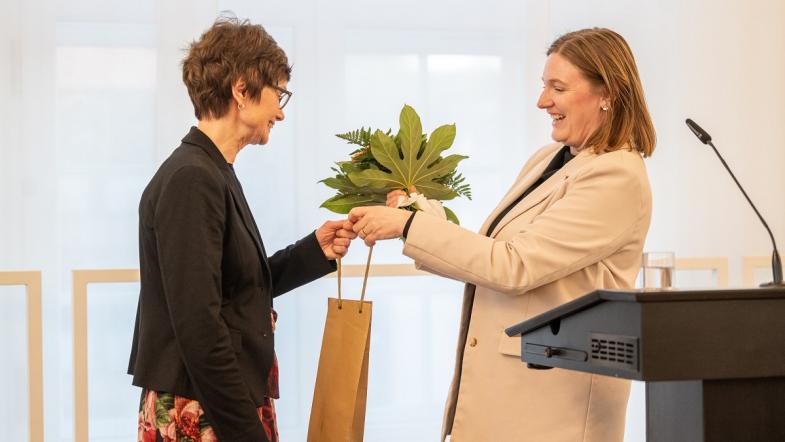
1, 0, 783, 440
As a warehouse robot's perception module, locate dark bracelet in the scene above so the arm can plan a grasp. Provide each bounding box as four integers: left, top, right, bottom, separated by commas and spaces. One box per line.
402, 211, 417, 239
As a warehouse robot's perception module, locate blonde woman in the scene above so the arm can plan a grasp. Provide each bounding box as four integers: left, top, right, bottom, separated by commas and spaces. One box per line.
349, 28, 655, 441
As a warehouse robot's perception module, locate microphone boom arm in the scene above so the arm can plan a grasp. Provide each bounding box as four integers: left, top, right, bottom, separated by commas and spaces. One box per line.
686, 117, 783, 287
705, 140, 783, 286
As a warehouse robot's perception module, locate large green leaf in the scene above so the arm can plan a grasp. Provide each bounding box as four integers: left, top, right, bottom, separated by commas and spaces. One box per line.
349, 168, 402, 189
414, 180, 458, 200
398, 105, 423, 184
339, 161, 361, 174
319, 104, 471, 223
320, 194, 385, 214
348, 105, 467, 199
321, 173, 390, 195
414, 124, 457, 177
417, 154, 468, 184
320, 175, 356, 193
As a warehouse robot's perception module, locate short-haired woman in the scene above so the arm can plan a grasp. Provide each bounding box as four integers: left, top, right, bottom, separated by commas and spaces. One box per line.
128, 17, 353, 442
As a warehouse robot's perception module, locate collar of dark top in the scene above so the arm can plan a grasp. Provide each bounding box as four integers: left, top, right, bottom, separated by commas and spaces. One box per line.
181, 126, 233, 171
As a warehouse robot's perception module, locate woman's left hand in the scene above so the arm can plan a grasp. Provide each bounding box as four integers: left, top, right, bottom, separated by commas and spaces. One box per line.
349, 206, 411, 247
316, 219, 357, 260
386, 189, 408, 208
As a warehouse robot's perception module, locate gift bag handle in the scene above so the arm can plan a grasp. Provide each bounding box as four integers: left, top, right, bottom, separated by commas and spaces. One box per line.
336, 245, 373, 313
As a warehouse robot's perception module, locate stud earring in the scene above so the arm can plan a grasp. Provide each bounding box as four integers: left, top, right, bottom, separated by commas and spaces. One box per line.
601, 106, 609, 112
238, 102, 245, 110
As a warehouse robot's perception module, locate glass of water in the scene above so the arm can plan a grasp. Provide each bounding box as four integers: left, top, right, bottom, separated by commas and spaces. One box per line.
642, 252, 675, 289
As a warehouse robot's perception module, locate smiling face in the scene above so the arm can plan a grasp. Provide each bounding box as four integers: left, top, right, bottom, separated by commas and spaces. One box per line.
237, 79, 287, 146
537, 53, 608, 149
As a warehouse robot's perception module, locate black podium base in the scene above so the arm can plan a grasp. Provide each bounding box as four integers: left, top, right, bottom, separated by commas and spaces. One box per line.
646, 377, 785, 442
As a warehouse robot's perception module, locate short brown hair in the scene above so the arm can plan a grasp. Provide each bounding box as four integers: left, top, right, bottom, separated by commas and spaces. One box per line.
182, 16, 291, 120
548, 28, 656, 157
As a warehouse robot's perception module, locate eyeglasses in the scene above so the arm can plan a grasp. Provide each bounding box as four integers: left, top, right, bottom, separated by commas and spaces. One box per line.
270, 85, 292, 110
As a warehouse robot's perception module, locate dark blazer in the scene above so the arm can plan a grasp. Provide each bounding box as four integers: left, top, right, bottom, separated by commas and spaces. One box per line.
128, 127, 335, 441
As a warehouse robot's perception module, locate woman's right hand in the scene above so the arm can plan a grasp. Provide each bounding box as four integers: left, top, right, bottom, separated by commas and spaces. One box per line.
349, 206, 411, 247
316, 220, 357, 260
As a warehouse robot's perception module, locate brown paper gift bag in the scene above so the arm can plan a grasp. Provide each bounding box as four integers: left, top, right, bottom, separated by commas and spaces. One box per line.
308, 249, 373, 442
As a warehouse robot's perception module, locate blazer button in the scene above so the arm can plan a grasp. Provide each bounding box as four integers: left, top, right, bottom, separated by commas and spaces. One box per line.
468, 337, 478, 347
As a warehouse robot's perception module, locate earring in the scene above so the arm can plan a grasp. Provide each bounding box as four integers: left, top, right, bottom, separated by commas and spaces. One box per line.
601, 105, 609, 112
238, 102, 245, 110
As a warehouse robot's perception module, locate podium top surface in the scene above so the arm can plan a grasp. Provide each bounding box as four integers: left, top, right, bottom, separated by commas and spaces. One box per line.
505, 287, 785, 337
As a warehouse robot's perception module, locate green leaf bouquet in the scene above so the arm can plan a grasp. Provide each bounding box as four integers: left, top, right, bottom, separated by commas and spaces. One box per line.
319, 104, 472, 224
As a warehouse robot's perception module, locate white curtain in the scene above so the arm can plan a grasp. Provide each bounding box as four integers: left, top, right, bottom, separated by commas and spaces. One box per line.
2, 0, 784, 440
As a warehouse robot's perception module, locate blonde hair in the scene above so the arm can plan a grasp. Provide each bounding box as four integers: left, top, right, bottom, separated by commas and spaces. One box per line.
548, 28, 656, 157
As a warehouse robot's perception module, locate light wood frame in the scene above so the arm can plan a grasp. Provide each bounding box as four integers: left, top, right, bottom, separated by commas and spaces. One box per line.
741, 255, 782, 286
0, 271, 43, 442
72, 269, 140, 442
675, 257, 729, 288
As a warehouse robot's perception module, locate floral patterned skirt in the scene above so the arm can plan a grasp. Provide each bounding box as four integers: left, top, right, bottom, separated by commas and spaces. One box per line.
138, 313, 281, 442
137, 389, 278, 442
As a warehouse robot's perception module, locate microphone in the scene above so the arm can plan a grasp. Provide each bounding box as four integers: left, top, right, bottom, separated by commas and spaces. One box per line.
685, 118, 711, 144
685, 118, 784, 287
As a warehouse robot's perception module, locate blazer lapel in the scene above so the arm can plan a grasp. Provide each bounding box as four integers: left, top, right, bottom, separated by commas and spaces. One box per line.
479, 147, 559, 236
487, 148, 597, 237
226, 183, 272, 277
181, 126, 273, 279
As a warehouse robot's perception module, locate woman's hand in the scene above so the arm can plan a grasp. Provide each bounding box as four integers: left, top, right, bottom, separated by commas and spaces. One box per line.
316, 219, 358, 260
386, 185, 417, 208
349, 206, 411, 247
386, 189, 408, 208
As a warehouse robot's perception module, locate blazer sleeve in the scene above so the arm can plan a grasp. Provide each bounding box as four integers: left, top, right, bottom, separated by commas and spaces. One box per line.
269, 232, 337, 297
402, 155, 648, 295
154, 165, 267, 441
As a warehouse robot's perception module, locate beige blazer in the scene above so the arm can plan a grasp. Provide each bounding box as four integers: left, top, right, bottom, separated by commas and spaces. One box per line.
402, 143, 652, 442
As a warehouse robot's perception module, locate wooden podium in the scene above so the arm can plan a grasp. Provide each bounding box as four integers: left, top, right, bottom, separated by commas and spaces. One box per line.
505, 288, 785, 442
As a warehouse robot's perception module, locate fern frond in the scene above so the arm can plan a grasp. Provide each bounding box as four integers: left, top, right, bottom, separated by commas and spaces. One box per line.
336, 127, 393, 148
436, 171, 472, 200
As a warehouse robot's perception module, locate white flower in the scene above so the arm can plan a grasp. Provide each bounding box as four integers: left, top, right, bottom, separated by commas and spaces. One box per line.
395, 192, 447, 220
